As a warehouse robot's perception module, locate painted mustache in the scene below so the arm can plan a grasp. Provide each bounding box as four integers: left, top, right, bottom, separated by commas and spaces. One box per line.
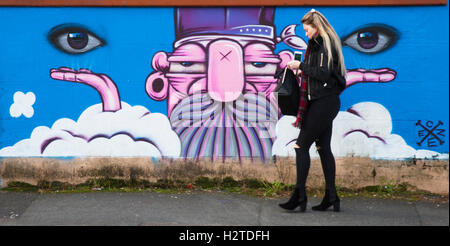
169, 92, 279, 162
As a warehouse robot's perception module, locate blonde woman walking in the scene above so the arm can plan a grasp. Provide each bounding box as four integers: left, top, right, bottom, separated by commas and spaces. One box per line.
279, 9, 347, 212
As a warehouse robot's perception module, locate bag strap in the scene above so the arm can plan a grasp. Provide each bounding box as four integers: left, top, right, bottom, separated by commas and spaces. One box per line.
281, 66, 288, 84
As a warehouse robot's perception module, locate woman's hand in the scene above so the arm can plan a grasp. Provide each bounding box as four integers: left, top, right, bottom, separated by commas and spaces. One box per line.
287, 60, 301, 70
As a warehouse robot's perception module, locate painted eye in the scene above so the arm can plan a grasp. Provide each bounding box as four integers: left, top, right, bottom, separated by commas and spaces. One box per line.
169, 62, 206, 73
245, 62, 277, 75
180, 62, 194, 67
342, 25, 398, 54
48, 24, 105, 54
252, 62, 267, 68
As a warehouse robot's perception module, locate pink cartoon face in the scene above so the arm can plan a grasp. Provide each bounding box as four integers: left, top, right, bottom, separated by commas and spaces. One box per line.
146, 37, 293, 161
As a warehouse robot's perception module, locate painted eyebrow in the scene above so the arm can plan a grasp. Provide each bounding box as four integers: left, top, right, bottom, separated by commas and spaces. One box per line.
244, 44, 281, 63
167, 44, 206, 62
168, 55, 205, 63
244, 55, 281, 63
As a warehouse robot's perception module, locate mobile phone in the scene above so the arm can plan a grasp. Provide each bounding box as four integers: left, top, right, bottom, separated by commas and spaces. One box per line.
294, 51, 303, 62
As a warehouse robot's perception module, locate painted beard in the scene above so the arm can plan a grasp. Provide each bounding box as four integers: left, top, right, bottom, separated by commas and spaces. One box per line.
169, 92, 279, 162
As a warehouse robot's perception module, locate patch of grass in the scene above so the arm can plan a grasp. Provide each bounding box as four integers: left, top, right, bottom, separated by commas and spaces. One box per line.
325, 177, 444, 202
153, 179, 174, 189
79, 177, 152, 190
221, 176, 242, 188
0, 176, 447, 203
242, 179, 265, 189
194, 176, 220, 189
222, 186, 243, 193
37, 180, 76, 192
3, 181, 39, 192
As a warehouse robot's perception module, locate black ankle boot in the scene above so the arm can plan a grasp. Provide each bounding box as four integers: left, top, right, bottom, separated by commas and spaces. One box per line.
279, 187, 307, 212
312, 189, 340, 212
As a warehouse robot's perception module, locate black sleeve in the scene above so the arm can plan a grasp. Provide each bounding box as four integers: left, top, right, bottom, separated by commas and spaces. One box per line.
299, 48, 338, 82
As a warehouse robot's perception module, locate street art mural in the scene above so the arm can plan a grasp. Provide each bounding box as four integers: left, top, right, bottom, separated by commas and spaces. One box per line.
0, 6, 448, 161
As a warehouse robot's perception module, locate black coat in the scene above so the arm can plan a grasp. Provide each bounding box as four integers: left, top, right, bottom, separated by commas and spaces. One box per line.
299, 35, 345, 101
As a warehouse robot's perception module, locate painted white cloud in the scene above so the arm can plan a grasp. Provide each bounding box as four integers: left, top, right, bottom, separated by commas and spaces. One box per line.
0, 102, 181, 158
10, 91, 35, 118
272, 102, 449, 160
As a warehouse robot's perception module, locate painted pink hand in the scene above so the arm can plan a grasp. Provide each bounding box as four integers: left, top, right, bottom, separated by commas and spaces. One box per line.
50, 67, 121, 112
345, 68, 397, 87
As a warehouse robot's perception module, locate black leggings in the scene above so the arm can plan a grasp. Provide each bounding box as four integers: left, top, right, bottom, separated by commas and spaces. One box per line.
295, 94, 340, 195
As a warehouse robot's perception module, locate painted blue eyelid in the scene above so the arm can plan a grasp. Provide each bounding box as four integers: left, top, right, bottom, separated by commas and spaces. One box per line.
48, 23, 88, 34
48, 23, 104, 39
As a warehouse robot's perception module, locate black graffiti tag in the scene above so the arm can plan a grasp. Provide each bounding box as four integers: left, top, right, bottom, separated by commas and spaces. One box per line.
416, 120, 445, 147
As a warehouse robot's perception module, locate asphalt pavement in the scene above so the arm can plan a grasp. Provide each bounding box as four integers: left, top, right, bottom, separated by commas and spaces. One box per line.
0, 191, 448, 226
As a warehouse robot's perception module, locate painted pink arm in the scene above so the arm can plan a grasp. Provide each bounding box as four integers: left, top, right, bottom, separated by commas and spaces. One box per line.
50, 67, 121, 112
345, 68, 397, 87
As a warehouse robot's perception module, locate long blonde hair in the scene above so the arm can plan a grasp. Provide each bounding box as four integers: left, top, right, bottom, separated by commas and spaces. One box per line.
301, 9, 346, 77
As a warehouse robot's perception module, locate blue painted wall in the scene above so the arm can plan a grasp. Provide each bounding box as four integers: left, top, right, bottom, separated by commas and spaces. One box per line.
0, 5, 448, 159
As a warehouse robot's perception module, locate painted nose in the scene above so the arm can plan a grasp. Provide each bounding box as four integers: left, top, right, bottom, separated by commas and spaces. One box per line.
207, 40, 244, 102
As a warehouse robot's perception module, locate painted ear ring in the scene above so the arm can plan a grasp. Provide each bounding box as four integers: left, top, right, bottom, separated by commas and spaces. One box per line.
145, 71, 169, 101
